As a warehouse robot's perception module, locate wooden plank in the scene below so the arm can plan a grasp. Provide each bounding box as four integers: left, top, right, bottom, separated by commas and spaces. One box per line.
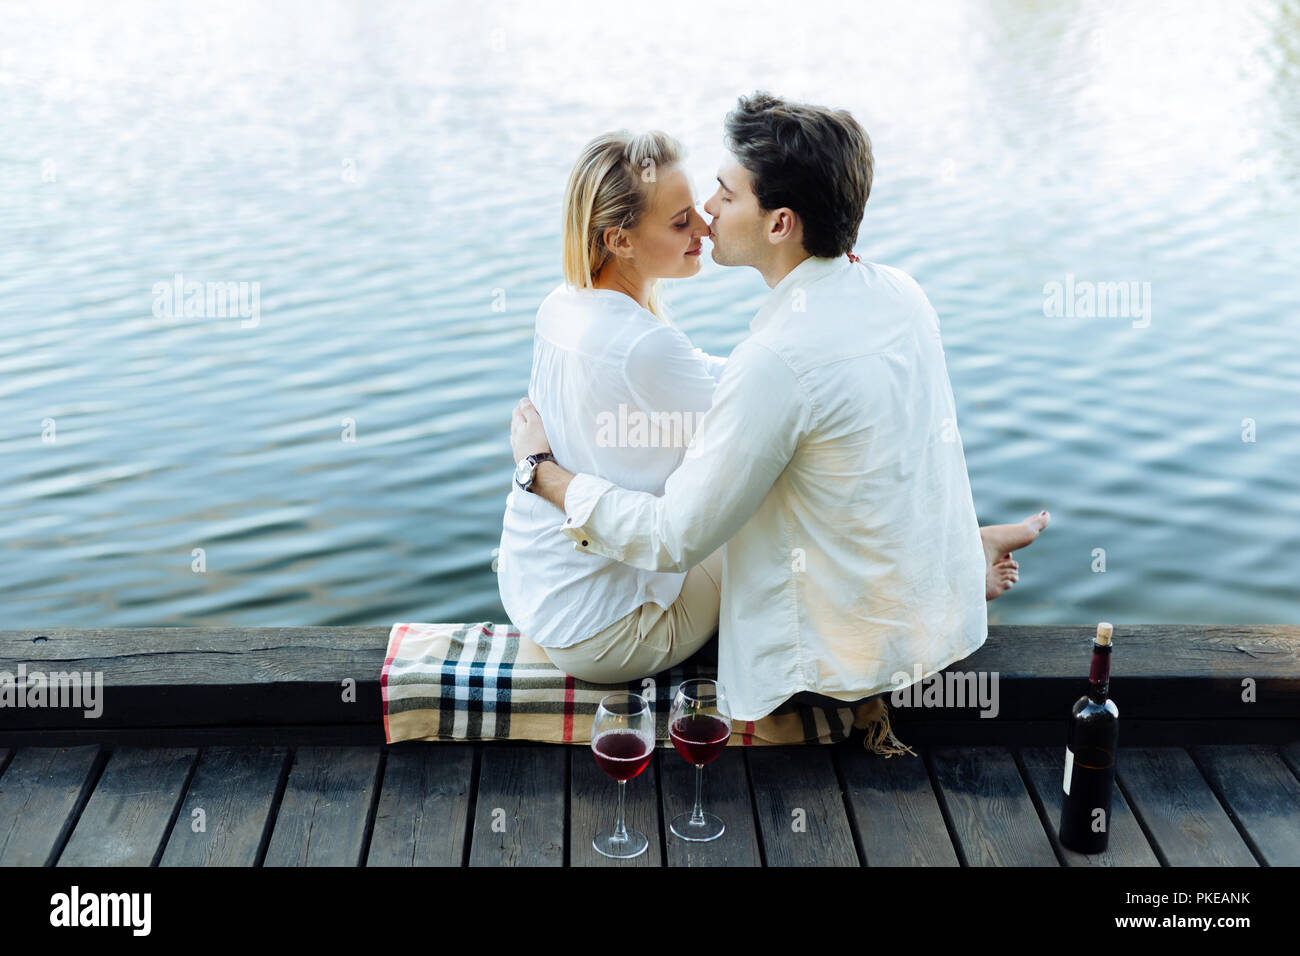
1116, 747, 1257, 866
569, 746, 662, 867
159, 746, 289, 866
885, 719, 1300, 748
4, 624, 1294, 682
1281, 741, 1300, 778
0, 626, 389, 728
1019, 746, 1159, 866
660, 748, 762, 866
837, 747, 959, 866
0, 746, 102, 866
0, 724, 386, 749
5, 718, 1298, 751
58, 746, 197, 867
1194, 744, 1300, 866
468, 745, 565, 867
747, 748, 858, 866
263, 746, 382, 866
927, 746, 1058, 866
1, 625, 1296, 729
366, 744, 474, 866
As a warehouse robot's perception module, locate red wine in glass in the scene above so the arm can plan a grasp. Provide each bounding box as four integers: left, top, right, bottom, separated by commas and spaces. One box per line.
590, 692, 654, 859
593, 729, 654, 781
670, 714, 730, 765
669, 679, 732, 842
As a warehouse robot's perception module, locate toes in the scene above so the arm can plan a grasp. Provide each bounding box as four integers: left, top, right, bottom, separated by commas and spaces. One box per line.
987, 519, 1042, 555
1026, 510, 1050, 532
986, 550, 1023, 600
988, 578, 1013, 598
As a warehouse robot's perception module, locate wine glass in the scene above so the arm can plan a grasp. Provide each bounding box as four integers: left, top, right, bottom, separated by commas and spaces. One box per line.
669, 678, 732, 841
590, 692, 656, 859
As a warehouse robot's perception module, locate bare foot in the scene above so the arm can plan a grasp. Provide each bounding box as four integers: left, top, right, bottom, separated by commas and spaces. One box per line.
982, 510, 1050, 601
987, 554, 1019, 600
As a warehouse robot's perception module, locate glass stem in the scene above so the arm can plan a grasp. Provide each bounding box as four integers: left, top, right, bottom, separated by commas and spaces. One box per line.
613, 779, 628, 842
690, 763, 706, 825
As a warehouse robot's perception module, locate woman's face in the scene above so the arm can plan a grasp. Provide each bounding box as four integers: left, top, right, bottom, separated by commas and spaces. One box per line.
623, 165, 709, 279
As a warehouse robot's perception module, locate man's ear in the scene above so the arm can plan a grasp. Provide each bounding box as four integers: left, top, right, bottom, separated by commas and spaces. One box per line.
603, 225, 634, 259
766, 208, 799, 245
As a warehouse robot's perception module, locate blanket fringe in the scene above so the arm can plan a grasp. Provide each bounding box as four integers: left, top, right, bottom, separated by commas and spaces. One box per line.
853, 696, 917, 757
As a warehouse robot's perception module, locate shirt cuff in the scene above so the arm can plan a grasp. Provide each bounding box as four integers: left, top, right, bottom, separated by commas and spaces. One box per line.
560, 473, 616, 552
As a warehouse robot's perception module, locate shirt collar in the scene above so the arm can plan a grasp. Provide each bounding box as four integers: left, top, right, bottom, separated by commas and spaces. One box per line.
749, 255, 850, 333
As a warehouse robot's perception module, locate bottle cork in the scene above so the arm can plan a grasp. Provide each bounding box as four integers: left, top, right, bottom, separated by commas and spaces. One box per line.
1095, 621, 1113, 646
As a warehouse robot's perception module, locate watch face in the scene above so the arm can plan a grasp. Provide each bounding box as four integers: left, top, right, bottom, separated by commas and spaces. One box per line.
514, 458, 532, 487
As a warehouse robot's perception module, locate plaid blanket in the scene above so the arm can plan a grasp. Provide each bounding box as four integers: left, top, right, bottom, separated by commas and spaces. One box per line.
382, 622, 914, 753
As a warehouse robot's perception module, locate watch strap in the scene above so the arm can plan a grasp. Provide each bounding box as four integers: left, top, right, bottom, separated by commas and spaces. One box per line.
518, 452, 556, 492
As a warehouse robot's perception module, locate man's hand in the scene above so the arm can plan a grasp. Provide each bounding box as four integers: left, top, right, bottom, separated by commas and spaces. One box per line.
510, 397, 551, 462
509, 397, 574, 510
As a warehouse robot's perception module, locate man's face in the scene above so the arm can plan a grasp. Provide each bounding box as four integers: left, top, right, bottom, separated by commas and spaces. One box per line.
702, 155, 768, 269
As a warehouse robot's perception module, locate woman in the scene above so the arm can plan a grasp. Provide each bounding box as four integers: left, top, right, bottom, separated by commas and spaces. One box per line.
497, 130, 727, 683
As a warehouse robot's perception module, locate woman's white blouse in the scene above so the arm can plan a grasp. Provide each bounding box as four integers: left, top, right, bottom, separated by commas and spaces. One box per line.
497, 284, 726, 649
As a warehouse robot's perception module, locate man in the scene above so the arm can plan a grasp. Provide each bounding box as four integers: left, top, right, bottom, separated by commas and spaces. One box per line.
510, 92, 1047, 722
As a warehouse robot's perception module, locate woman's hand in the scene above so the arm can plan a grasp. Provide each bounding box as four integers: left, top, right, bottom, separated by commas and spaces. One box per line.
510, 397, 552, 461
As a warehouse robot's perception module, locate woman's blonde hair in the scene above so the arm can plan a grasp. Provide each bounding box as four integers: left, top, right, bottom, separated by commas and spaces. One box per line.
561, 130, 684, 321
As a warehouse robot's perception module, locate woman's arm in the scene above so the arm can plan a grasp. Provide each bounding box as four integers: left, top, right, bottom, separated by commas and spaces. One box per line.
691, 346, 728, 385
623, 325, 721, 420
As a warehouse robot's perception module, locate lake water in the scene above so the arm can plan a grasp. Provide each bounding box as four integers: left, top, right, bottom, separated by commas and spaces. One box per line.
3, 0, 1298, 630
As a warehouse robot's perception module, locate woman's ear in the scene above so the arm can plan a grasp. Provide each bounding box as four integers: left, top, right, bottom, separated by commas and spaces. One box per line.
603, 225, 634, 260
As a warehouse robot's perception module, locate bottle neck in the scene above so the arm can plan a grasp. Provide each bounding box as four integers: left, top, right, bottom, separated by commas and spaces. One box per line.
1087, 642, 1112, 701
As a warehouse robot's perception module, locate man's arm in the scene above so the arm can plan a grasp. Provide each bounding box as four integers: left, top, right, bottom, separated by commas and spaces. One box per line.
545, 342, 811, 573
513, 328, 722, 512
529, 458, 573, 511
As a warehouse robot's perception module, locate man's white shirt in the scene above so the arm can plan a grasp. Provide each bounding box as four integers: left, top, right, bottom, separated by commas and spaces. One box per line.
561, 255, 988, 721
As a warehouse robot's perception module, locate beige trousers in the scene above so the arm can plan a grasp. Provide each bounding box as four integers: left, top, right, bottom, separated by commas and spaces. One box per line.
543, 546, 724, 684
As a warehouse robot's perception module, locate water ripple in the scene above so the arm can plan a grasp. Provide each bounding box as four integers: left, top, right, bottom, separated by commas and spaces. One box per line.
2, 0, 1297, 628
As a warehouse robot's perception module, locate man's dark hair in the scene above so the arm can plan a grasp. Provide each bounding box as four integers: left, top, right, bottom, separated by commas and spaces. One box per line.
723, 92, 873, 258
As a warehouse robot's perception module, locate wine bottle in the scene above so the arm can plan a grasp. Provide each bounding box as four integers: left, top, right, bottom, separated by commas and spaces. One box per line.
1058, 621, 1119, 854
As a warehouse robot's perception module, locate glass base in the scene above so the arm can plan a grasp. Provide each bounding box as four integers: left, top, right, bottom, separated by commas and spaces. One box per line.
670, 811, 725, 842
593, 827, 649, 859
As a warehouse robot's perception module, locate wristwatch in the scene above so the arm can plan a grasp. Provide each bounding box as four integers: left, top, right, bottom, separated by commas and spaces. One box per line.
514, 452, 556, 493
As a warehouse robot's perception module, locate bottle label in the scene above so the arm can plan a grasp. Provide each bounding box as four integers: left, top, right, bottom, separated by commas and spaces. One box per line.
1063, 746, 1074, 795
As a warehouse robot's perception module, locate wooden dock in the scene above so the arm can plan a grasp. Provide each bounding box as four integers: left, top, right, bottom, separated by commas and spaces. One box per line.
1, 625, 1297, 867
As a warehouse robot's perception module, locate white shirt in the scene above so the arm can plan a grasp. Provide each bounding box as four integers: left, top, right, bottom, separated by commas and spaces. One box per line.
560, 256, 988, 721
498, 283, 727, 649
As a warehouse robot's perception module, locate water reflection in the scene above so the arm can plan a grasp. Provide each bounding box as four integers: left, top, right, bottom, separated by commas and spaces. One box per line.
1, 0, 1297, 628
